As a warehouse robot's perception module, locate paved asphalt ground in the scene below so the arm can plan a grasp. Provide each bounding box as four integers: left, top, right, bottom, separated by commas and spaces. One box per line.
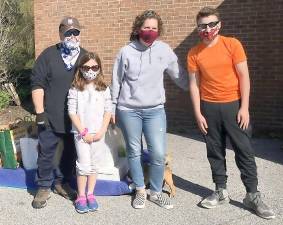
0, 133, 282, 225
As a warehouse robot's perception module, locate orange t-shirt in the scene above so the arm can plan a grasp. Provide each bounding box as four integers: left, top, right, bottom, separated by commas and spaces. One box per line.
187, 35, 247, 102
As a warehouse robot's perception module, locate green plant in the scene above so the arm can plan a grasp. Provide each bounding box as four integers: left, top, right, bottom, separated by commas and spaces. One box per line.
12, 0, 35, 73
0, 0, 34, 85
0, 90, 10, 110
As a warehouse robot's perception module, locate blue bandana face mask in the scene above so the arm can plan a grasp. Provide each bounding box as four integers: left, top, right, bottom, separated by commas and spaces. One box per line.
63, 38, 80, 50
60, 38, 80, 70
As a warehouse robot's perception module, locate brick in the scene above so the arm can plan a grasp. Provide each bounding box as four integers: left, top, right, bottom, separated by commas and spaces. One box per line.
33, 0, 283, 136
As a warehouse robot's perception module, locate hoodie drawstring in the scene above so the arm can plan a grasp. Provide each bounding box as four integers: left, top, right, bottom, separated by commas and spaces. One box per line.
149, 46, 152, 64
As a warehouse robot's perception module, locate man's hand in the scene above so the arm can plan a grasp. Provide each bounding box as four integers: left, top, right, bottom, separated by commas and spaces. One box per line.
196, 113, 208, 135
36, 112, 50, 127
237, 107, 249, 130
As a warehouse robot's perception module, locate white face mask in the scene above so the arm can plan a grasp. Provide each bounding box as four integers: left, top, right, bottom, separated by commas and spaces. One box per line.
81, 69, 100, 81
63, 38, 80, 50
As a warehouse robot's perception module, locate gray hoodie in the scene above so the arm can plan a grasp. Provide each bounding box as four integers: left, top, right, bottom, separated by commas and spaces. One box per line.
111, 40, 188, 113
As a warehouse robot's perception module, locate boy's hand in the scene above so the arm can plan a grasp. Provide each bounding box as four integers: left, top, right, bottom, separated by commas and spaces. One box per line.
237, 107, 249, 130
196, 113, 208, 135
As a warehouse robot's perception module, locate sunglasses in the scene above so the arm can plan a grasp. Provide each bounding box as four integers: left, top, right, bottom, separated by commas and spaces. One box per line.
81, 65, 100, 72
64, 29, 80, 37
197, 21, 220, 30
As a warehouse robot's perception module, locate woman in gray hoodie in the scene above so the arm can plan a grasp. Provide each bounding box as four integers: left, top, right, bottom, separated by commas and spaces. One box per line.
111, 10, 187, 210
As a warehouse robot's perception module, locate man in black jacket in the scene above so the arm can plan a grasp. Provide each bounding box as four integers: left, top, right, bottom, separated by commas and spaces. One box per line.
31, 16, 87, 209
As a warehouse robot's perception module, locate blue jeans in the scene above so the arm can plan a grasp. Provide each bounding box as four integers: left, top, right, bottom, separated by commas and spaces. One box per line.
117, 108, 167, 193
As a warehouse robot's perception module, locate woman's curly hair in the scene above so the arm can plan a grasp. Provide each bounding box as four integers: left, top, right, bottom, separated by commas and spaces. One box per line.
130, 10, 163, 41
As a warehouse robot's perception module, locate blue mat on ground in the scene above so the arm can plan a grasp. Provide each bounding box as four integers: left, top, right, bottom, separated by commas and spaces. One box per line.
0, 168, 132, 196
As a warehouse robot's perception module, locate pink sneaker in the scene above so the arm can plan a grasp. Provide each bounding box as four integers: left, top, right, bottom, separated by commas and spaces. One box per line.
75, 196, 88, 213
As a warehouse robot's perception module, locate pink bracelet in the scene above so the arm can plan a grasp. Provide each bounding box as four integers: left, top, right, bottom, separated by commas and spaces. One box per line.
80, 128, 88, 137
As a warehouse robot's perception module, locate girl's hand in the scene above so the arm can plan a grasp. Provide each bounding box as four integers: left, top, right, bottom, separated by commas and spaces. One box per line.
111, 114, 116, 124
83, 133, 94, 144
93, 130, 105, 142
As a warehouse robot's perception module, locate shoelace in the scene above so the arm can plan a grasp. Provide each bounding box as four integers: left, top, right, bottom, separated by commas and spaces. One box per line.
215, 190, 223, 198
213, 189, 228, 201
87, 194, 96, 203
37, 189, 49, 198
252, 193, 268, 208
75, 196, 87, 204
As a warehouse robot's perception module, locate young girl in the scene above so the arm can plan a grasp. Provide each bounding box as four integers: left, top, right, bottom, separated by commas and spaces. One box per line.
67, 52, 112, 213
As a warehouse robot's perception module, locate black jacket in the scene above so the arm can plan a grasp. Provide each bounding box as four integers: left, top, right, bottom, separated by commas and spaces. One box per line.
31, 43, 87, 133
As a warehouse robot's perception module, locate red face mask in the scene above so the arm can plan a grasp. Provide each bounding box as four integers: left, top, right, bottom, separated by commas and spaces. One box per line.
198, 27, 219, 41
139, 30, 158, 45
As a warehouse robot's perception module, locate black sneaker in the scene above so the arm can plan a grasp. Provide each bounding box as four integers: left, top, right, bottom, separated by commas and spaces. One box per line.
53, 183, 77, 201
243, 192, 275, 219
200, 188, 230, 209
132, 191, 147, 209
32, 188, 51, 209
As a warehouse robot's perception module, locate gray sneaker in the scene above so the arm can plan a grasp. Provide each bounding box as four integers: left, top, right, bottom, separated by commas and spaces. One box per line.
132, 191, 147, 209
201, 188, 230, 209
149, 193, 173, 209
32, 188, 51, 209
243, 192, 275, 219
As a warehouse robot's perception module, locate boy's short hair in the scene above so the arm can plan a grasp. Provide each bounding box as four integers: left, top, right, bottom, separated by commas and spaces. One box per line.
196, 7, 220, 22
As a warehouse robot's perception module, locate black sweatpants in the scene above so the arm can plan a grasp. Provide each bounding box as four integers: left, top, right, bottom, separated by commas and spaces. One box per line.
35, 125, 76, 188
201, 100, 258, 193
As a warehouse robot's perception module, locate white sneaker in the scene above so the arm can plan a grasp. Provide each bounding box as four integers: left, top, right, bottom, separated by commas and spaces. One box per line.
132, 192, 147, 209
201, 188, 230, 209
149, 193, 173, 210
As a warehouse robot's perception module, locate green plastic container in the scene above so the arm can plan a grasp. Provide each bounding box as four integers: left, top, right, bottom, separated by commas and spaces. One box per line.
0, 130, 18, 169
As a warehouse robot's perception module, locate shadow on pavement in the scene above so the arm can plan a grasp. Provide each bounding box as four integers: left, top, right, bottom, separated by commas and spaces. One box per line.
173, 173, 248, 210
173, 174, 211, 198
169, 130, 283, 165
